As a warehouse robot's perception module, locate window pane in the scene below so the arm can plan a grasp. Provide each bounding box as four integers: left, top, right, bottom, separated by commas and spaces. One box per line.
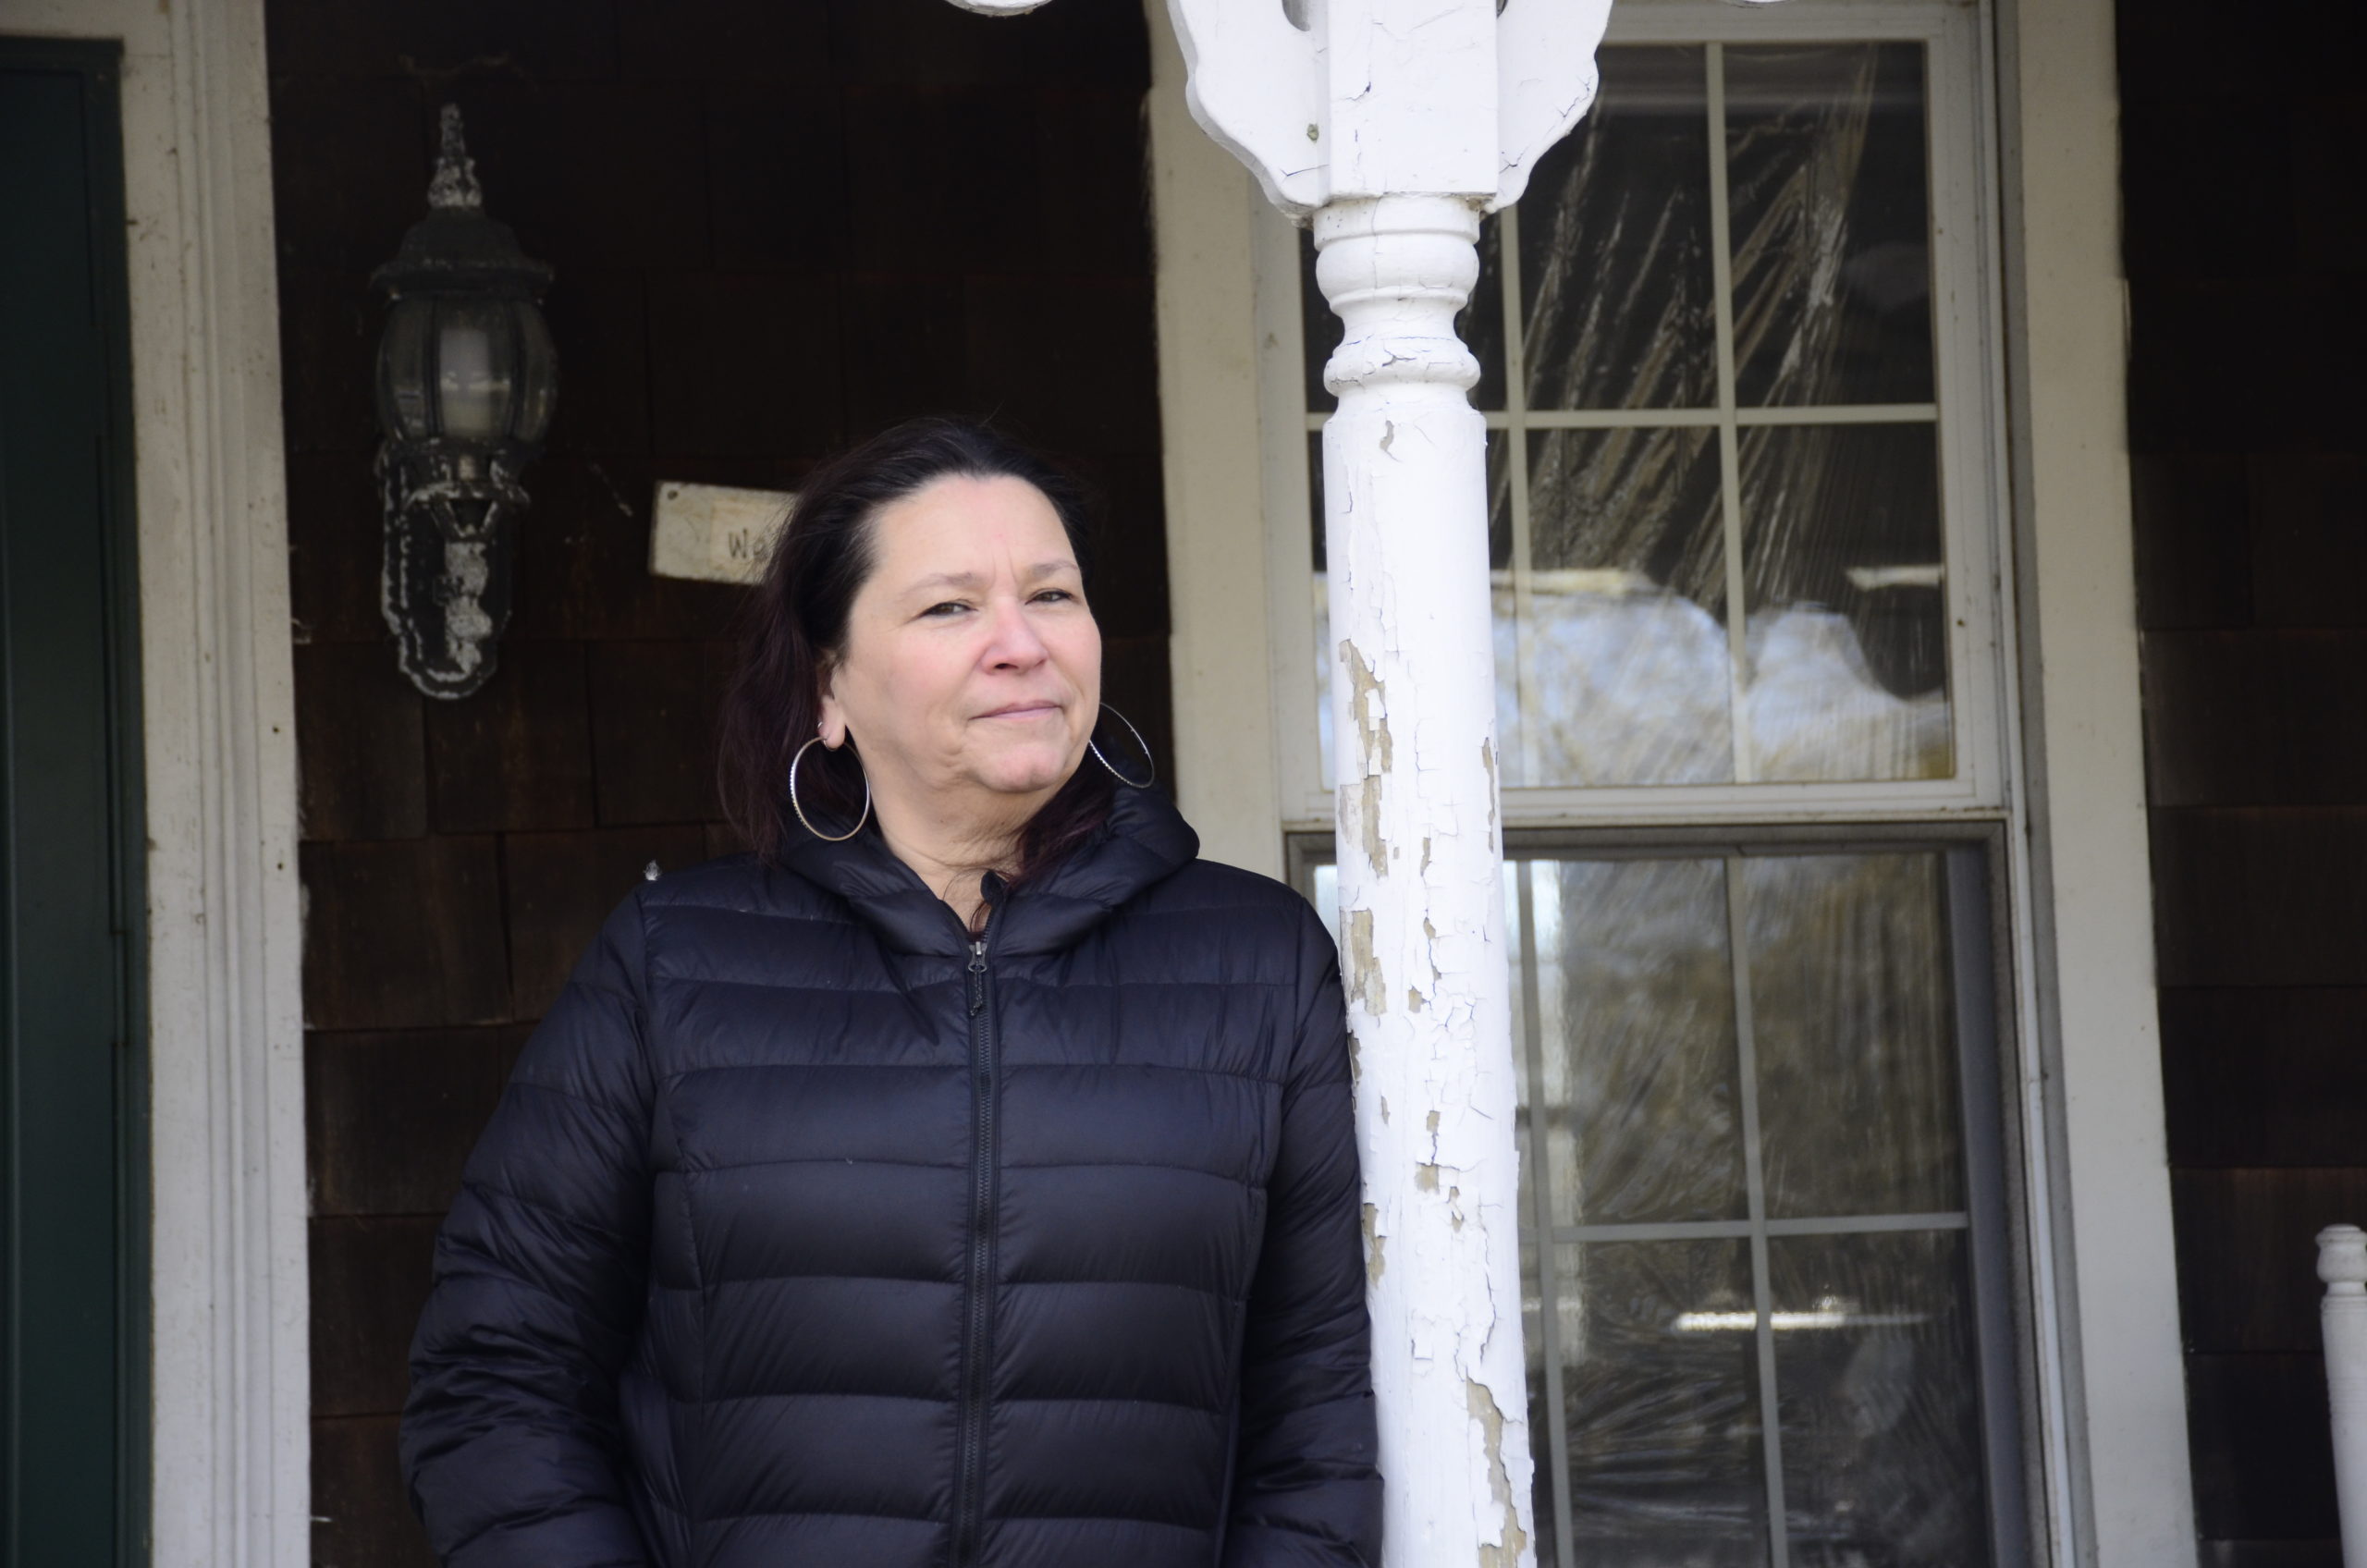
1302, 213, 1506, 415
1540, 858, 1748, 1226
1770, 1231, 1990, 1566
1742, 853, 1966, 1219
1726, 43, 1935, 408
1741, 422, 1951, 782
1558, 1240, 1767, 1565
1522, 46, 1720, 411
1523, 426, 1731, 786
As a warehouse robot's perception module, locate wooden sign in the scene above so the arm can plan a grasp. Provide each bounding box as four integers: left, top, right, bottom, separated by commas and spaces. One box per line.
648, 480, 794, 584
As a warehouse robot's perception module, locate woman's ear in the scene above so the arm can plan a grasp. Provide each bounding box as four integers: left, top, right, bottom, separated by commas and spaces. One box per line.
816, 668, 851, 750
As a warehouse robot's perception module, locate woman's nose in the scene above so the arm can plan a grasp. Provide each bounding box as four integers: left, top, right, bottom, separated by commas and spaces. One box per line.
980, 595, 1049, 669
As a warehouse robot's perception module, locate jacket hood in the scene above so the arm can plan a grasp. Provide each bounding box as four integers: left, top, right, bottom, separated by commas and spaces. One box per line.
781, 783, 1201, 958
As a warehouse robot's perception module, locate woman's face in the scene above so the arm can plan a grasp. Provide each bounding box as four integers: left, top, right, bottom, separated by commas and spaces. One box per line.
820, 473, 1101, 816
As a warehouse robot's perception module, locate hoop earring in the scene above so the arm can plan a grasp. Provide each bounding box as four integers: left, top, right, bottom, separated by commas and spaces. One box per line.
788, 734, 871, 842
1087, 704, 1157, 790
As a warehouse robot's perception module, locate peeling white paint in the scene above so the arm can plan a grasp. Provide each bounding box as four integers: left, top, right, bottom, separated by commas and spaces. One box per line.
1318, 187, 1536, 1568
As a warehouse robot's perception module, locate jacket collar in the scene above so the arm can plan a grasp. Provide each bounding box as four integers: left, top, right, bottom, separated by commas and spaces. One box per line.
782, 785, 1200, 959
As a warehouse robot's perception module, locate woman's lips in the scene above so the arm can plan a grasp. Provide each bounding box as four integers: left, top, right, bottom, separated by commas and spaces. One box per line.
977, 702, 1061, 719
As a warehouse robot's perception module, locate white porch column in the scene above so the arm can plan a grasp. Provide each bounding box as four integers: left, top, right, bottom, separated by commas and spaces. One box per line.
953, 3, 1611, 1562
2321, 1226, 2367, 1568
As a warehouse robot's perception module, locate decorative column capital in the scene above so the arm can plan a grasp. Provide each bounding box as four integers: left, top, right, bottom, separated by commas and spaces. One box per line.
952, 0, 1611, 216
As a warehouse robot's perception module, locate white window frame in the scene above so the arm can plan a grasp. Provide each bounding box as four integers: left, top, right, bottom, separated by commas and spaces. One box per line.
1147, 0, 2194, 1564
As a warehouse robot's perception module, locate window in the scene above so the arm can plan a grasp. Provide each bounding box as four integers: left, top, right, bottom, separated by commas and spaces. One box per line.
1309, 836, 2030, 1567
1263, 3, 2039, 1564
1266, 3, 2007, 826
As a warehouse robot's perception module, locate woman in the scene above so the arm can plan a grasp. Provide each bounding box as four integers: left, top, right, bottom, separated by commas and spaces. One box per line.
399, 418, 1381, 1568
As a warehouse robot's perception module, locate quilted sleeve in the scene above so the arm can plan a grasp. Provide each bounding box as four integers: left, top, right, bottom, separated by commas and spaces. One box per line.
1222, 902, 1385, 1567
399, 894, 657, 1568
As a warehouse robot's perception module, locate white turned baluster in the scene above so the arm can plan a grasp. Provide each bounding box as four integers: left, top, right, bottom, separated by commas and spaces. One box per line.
2323, 1225, 2367, 1568
937, 3, 1613, 1562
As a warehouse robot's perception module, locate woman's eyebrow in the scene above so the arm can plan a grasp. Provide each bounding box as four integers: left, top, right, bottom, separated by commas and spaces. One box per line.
907, 570, 987, 594
903, 560, 1077, 595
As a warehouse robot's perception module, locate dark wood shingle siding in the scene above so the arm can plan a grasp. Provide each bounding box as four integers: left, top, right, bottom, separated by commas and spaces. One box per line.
2123, 0, 2367, 1559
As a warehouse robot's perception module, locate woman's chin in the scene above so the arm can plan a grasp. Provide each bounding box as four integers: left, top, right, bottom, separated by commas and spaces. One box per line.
973, 746, 1078, 798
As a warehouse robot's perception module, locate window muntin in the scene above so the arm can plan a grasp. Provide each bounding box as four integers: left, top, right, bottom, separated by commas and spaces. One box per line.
1302, 35, 1983, 802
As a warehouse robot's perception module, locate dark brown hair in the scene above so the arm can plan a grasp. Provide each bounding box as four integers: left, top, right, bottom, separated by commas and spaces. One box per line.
716, 416, 1121, 881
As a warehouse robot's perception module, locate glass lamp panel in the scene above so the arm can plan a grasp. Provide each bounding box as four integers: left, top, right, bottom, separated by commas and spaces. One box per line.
1300, 213, 1506, 416
1739, 422, 1950, 782
375, 298, 437, 443
433, 297, 517, 443
1543, 857, 1747, 1226
511, 301, 558, 445
1769, 1231, 1989, 1566
1558, 1240, 1768, 1566
1521, 426, 1732, 786
1521, 45, 1719, 412
1725, 43, 1936, 409
1742, 852, 1965, 1219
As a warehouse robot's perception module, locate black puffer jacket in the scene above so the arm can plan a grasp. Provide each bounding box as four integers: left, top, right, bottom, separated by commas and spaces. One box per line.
399, 788, 1381, 1567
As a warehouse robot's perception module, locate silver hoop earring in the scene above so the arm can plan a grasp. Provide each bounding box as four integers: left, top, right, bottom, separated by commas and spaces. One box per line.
1087, 705, 1157, 790
788, 734, 872, 842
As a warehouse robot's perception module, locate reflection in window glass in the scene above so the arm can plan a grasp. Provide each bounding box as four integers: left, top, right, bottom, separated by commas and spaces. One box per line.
1522, 426, 1730, 786
1741, 423, 1950, 781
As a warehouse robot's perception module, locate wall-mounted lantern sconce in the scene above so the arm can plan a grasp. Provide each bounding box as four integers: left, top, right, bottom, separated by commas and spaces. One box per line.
371, 104, 558, 698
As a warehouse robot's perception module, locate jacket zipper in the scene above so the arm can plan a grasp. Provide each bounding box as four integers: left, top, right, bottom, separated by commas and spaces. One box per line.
952, 936, 996, 1567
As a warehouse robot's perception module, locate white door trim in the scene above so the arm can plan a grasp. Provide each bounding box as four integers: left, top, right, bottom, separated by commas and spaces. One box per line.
1145, 0, 1287, 878
0, 1, 309, 1562
1996, 0, 2199, 1562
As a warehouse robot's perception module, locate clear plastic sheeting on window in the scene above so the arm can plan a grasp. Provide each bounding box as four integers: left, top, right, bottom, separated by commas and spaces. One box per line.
1542, 1240, 1769, 1567
1521, 45, 1720, 414
1529, 857, 1747, 1225
1744, 853, 1964, 1219
1302, 42, 1951, 790
1491, 846, 2002, 1568
1725, 44, 1935, 410
1770, 1231, 1988, 1567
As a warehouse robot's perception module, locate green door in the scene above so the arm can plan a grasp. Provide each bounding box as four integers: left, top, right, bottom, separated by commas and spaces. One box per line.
0, 39, 145, 1567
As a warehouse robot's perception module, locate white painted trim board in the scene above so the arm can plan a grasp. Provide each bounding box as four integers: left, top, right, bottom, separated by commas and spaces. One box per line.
0, 1, 311, 1562
1997, 0, 2199, 1561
